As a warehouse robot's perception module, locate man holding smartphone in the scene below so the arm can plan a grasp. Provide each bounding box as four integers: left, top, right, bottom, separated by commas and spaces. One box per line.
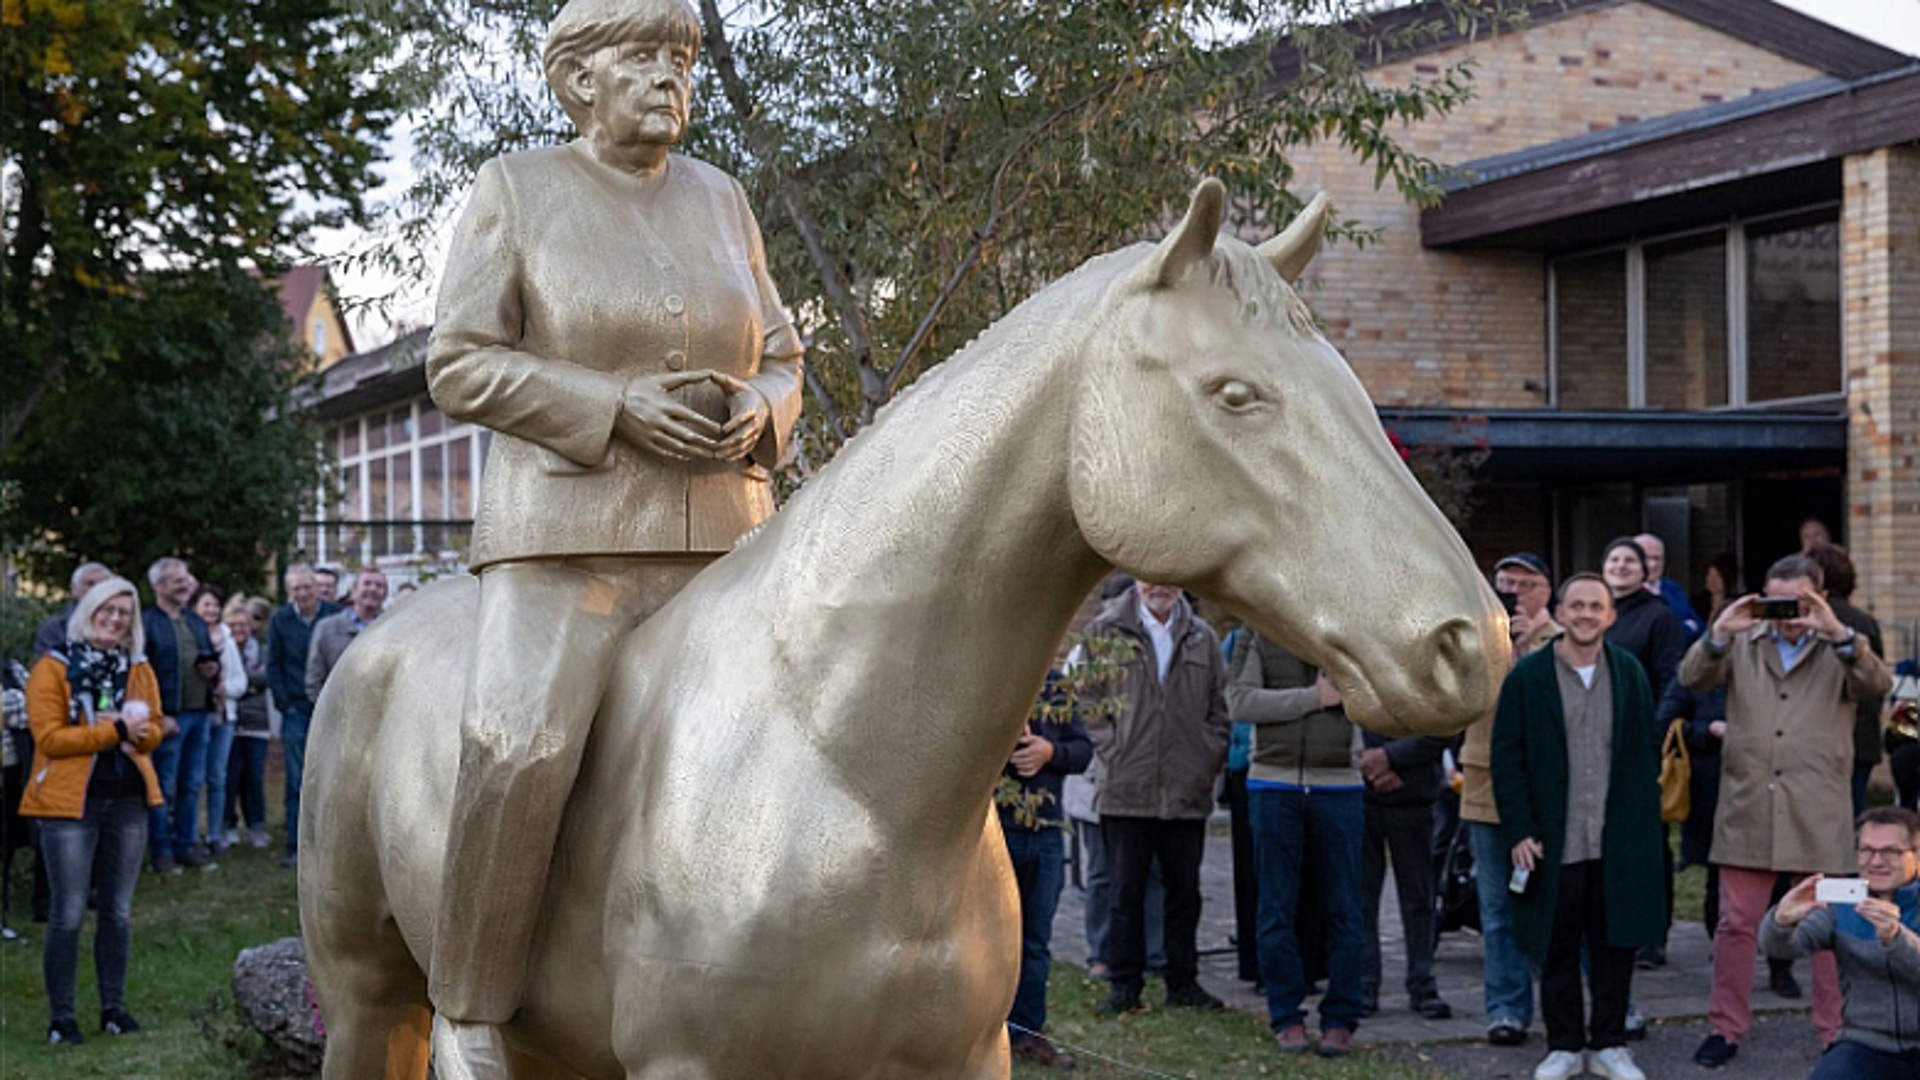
1761, 807, 1920, 1079
1680, 554, 1893, 1069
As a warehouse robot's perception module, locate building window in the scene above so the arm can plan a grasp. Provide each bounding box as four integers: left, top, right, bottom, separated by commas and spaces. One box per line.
1549, 205, 1840, 411
1644, 231, 1728, 409
305, 397, 487, 568
1746, 209, 1841, 405
312, 319, 326, 355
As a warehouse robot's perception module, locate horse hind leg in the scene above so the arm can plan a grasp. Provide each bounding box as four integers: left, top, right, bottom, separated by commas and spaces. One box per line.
309, 922, 433, 1080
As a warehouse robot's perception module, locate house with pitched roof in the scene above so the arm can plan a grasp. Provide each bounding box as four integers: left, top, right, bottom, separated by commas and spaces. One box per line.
1273, 0, 1918, 652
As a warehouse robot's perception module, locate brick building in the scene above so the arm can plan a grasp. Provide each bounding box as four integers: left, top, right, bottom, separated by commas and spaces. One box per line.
1278, 0, 1919, 657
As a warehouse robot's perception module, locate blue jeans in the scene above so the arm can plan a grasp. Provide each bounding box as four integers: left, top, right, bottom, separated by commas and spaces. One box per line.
1005, 826, 1065, 1036
1076, 818, 1164, 970
40, 798, 147, 1023
226, 736, 268, 829
1469, 821, 1535, 1027
282, 709, 311, 854
168, 711, 211, 855
1810, 1040, 1920, 1080
204, 721, 234, 844
1249, 786, 1366, 1032
147, 731, 181, 861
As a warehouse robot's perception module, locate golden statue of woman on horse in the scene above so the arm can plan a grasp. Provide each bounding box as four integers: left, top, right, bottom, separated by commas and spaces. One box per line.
297, 1, 1509, 1077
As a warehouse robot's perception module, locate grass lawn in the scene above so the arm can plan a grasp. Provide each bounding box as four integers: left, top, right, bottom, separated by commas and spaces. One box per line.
1013, 969, 1449, 1080
0, 830, 301, 1079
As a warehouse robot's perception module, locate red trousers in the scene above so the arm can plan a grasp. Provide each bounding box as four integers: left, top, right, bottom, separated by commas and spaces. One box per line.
1710, 865, 1840, 1045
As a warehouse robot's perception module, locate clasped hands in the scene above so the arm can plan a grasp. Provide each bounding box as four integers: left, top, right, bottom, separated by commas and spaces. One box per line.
615, 369, 768, 463
1776, 874, 1905, 945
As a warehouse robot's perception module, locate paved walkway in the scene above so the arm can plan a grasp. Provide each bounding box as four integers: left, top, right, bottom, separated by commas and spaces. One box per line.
1052, 826, 1826, 1063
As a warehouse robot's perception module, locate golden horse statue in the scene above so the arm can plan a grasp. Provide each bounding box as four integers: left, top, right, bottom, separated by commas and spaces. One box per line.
299, 180, 1508, 1079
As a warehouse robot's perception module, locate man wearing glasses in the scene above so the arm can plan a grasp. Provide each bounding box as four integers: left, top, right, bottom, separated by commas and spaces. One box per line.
1762, 807, 1920, 1079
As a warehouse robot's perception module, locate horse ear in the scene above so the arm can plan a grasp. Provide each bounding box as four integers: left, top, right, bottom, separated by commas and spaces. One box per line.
1133, 178, 1227, 289
1258, 191, 1333, 284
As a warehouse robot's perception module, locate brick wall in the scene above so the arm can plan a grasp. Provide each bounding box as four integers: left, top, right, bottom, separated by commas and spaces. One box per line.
1272, 1, 1823, 408
1843, 146, 1920, 647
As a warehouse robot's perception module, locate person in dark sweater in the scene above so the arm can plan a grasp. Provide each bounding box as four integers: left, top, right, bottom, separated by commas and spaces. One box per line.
1600, 538, 1686, 705
1000, 672, 1093, 1070
1807, 543, 1887, 817
1601, 537, 1686, 975
1357, 727, 1453, 1020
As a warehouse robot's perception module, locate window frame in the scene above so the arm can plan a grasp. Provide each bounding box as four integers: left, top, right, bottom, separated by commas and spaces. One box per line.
1547, 201, 1842, 412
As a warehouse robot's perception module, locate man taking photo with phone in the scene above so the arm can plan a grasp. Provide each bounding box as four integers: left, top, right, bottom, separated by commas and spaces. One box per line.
1761, 807, 1920, 1079
1681, 554, 1892, 1068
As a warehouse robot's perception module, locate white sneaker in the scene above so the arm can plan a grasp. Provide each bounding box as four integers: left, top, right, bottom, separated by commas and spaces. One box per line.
1590, 1046, 1646, 1080
1534, 1049, 1584, 1080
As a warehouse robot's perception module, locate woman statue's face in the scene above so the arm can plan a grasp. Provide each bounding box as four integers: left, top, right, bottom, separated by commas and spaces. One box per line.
194, 592, 222, 625
576, 38, 693, 150
90, 596, 135, 649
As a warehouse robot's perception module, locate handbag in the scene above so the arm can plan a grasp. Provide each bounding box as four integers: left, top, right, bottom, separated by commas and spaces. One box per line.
1659, 718, 1691, 824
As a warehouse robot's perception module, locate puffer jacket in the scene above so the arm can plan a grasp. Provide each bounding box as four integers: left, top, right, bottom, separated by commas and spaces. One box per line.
1762, 878, 1920, 1056
1081, 594, 1230, 820
19, 654, 167, 819
1225, 631, 1358, 788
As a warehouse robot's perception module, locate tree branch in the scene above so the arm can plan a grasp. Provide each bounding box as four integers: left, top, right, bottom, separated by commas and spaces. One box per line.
881, 72, 1144, 397
698, 0, 877, 392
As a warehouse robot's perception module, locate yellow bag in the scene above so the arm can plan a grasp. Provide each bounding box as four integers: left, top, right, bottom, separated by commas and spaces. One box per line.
1659, 719, 1691, 824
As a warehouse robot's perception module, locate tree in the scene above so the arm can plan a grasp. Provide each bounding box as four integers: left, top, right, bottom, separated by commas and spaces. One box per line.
2, 0, 395, 590
3, 269, 327, 595
356, 0, 1520, 468
1, 0, 395, 451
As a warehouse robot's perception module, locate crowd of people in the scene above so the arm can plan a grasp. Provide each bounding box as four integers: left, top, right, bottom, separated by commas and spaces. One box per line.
1002, 522, 1919, 1080
1, 556, 398, 1047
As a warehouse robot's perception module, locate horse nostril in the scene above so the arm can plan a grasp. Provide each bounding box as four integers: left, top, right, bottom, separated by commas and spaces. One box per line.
1424, 618, 1480, 700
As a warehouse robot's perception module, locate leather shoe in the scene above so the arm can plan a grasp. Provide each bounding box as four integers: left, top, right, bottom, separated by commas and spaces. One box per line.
1010, 1033, 1076, 1070
1358, 989, 1380, 1017
1634, 944, 1666, 970
1693, 1033, 1738, 1069
1095, 985, 1143, 1015
1164, 981, 1223, 1011
1415, 994, 1453, 1020
1768, 961, 1802, 999
1316, 1026, 1353, 1058
1488, 1018, 1528, 1046
1274, 1025, 1310, 1054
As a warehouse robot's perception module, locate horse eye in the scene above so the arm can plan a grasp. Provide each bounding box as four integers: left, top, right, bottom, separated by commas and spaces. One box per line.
1216, 380, 1258, 409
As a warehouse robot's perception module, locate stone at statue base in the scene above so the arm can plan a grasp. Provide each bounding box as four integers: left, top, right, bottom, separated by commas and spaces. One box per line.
233, 937, 325, 1076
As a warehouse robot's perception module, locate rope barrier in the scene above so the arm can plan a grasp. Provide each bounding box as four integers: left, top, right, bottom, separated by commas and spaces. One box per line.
1008, 1021, 1201, 1079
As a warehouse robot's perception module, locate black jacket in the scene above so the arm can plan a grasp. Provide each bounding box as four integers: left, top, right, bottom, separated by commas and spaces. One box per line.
1832, 599, 1886, 768
1607, 589, 1686, 706
1657, 676, 1726, 869
1359, 729, 1450, 807
999, 671, 1094, 832
139, 606, 213, 716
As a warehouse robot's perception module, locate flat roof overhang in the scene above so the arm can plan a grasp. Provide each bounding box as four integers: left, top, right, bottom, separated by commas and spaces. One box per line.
1377, 408, 1847, 486
1422, 65, 1920, 251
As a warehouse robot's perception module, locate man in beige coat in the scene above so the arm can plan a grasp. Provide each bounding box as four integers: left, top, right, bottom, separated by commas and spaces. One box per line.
422, 0, 804, 1072
1681, 554, 1891, 1069
1461, 552, 1561, 1047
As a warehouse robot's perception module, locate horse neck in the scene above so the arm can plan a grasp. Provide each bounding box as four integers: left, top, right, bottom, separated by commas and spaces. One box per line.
755, 289, 1112, 837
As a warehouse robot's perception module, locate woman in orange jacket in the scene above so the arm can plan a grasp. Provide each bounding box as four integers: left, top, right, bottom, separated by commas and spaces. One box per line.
21, 576, 166, 1047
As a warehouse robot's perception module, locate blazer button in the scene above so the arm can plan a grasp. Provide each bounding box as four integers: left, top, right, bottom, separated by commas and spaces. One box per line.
664, 294, 685, 314
1776, 730, 1784, 737
1778, 692, 1789, 700
665, 350, 686, 371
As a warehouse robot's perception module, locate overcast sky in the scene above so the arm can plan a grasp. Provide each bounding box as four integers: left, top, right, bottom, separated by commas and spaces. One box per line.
324, 0, 1920, 348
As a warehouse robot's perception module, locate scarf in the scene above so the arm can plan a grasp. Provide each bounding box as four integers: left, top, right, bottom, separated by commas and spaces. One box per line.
63, 638, 130, 727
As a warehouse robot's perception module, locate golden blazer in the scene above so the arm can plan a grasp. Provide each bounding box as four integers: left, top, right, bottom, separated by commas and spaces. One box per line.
428, 144, 805, 566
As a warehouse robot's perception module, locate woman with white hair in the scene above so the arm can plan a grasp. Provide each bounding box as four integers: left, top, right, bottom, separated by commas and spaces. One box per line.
20, 576, 166, 1047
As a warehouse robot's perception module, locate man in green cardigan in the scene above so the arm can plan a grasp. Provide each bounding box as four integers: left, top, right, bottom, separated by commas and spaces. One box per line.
1491, 574, 1665, 1080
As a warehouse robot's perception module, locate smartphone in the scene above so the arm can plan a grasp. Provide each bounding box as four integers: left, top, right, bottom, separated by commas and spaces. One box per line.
1752, 597, 1801, 621
1508, 866, 1530, 896
1497, 590, 1520, 617
1816, 878, 1868, 905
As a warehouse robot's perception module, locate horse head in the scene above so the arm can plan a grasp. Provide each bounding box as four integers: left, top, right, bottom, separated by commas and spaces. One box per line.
1069, 179, 1507, 736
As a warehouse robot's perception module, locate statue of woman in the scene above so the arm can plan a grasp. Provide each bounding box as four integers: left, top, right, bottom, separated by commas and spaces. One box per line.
420, 0, 803, 1071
